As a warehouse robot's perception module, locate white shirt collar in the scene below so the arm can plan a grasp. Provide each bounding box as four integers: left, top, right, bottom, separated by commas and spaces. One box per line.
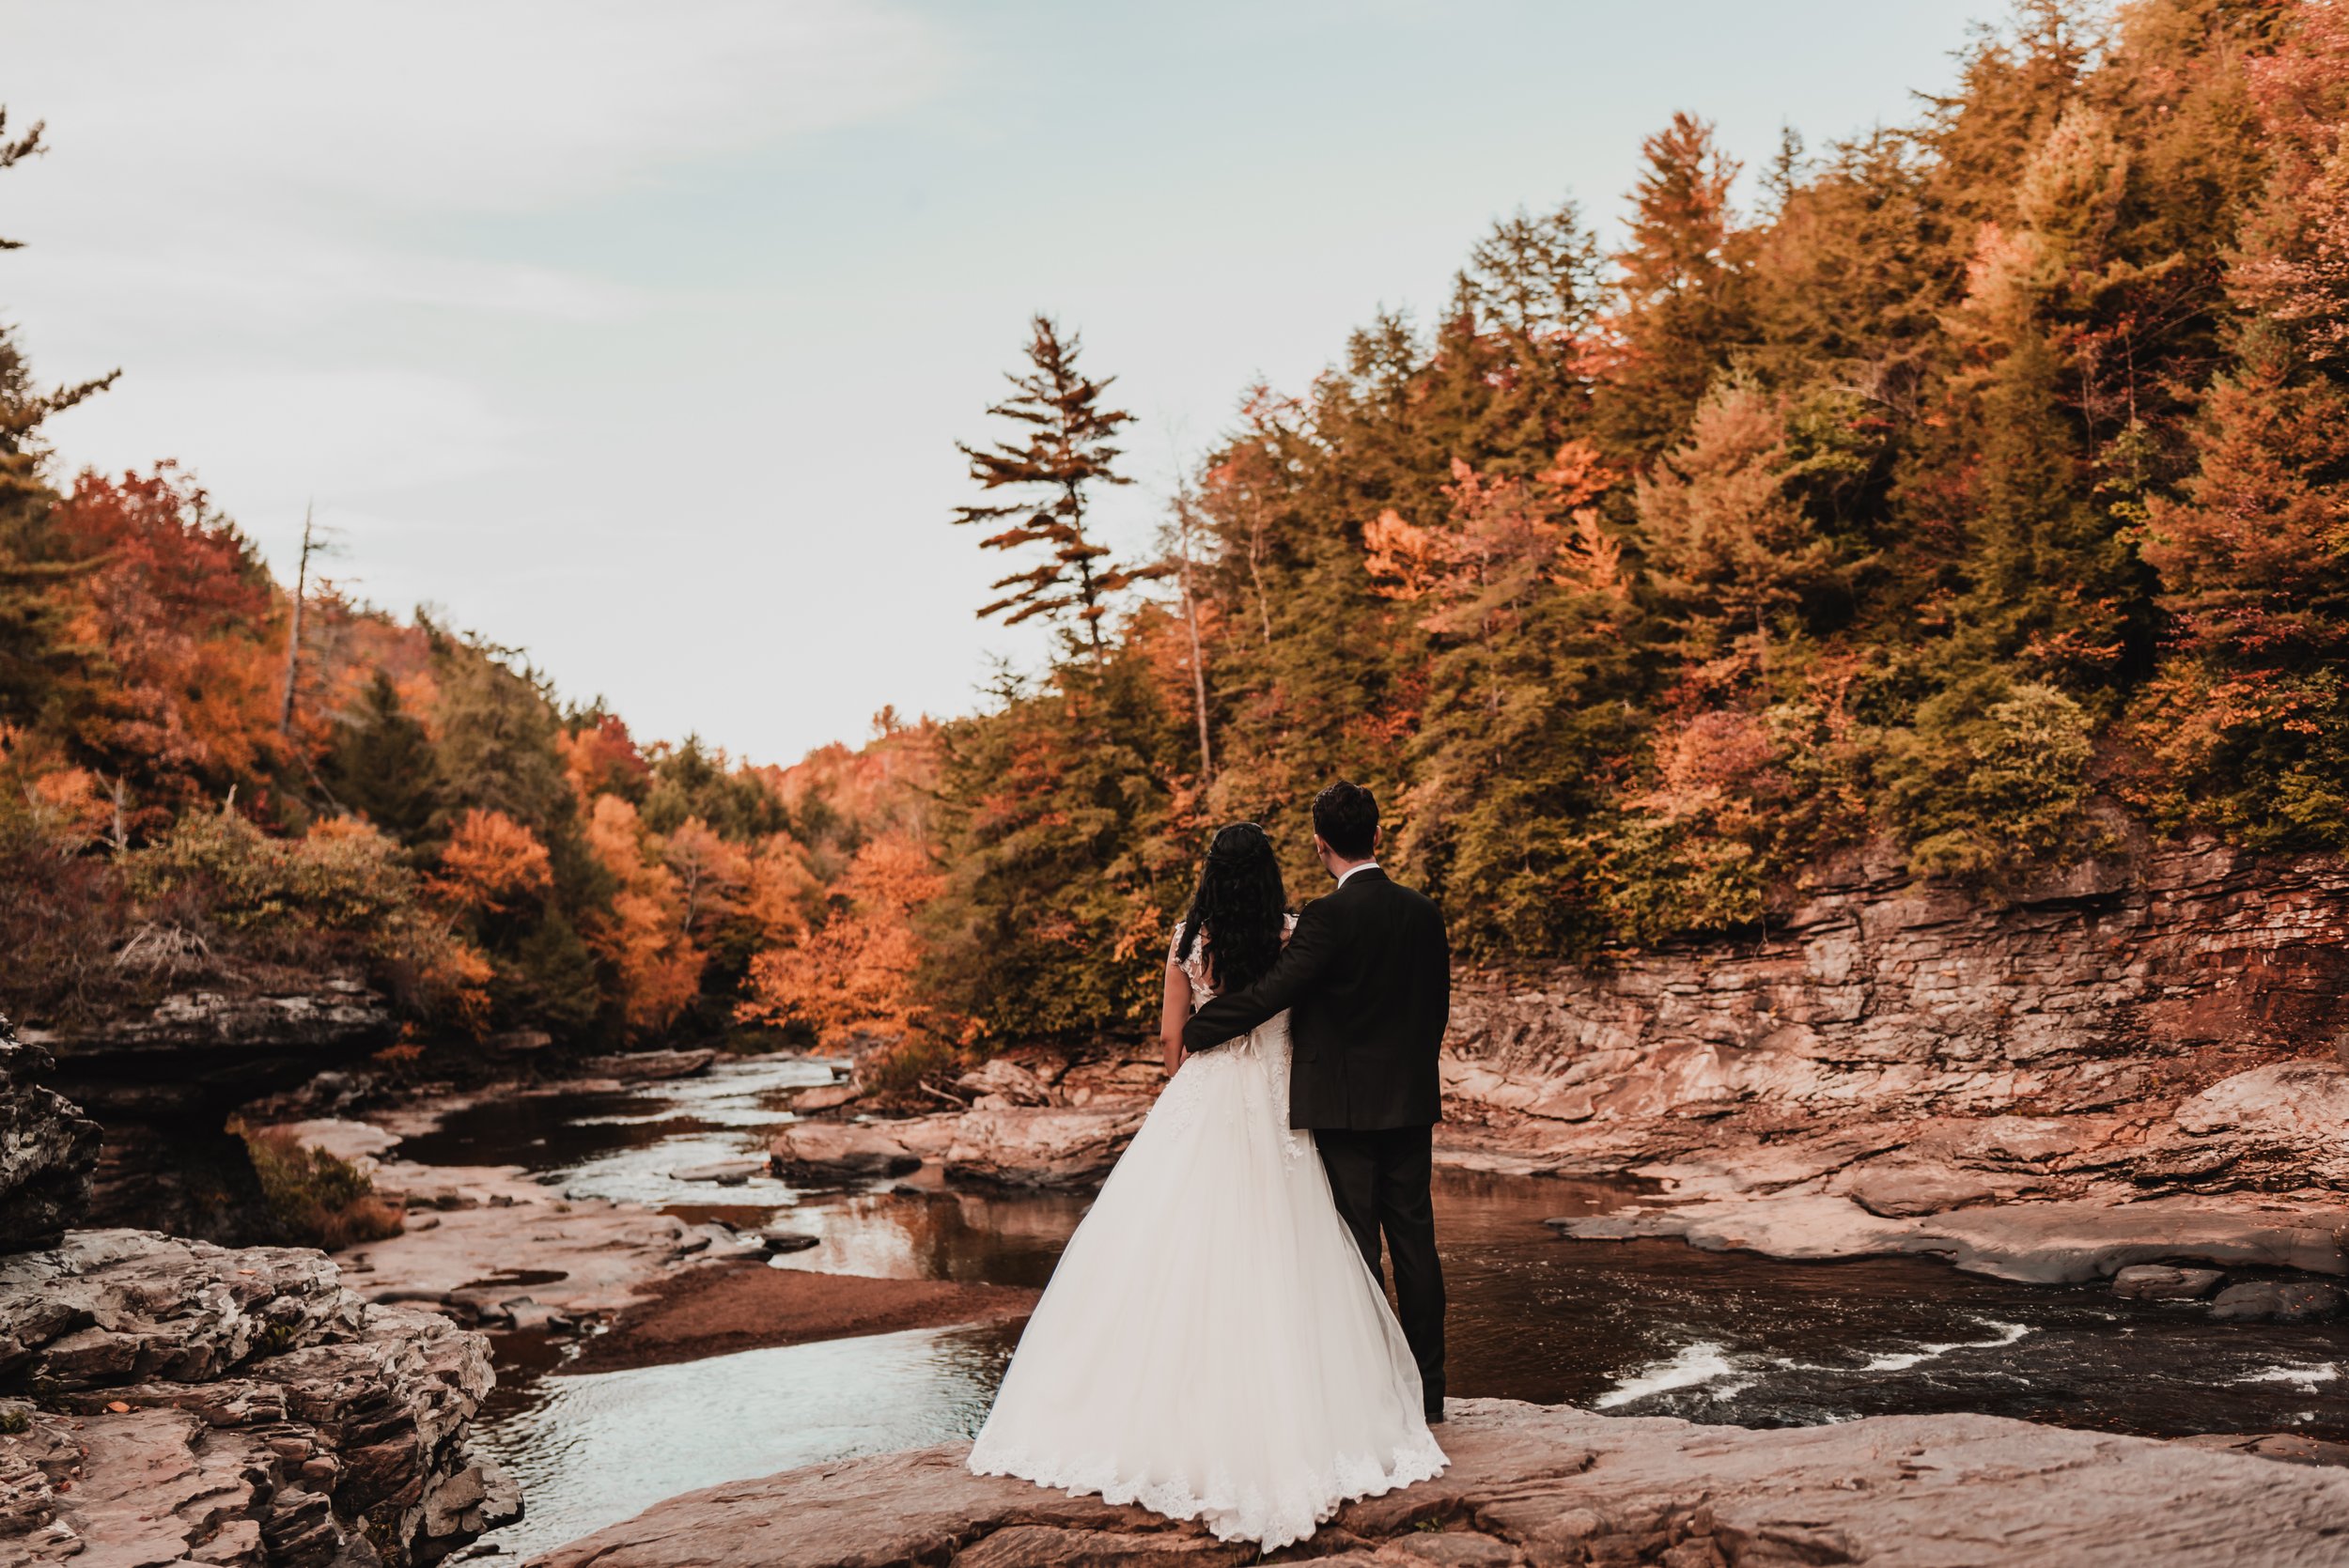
1335, 859, 1380, 888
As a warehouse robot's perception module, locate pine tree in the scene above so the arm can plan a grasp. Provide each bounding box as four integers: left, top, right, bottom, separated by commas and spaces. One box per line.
1595, 113, 1753, 460
322, 672, 439, 840
1635, 377, 1842, 681
2131, 0, 2349, 846
0, 111, 116, 730
956, 316, 1167, 660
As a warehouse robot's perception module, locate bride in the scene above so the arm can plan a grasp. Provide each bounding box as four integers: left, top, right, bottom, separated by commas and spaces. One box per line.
967, 822, 1446, 1550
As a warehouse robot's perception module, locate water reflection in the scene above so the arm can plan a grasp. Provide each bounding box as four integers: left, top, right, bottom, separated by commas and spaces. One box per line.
768, 1188, 1091, 1288
394, 1055, 837, 1215
472, 1322, 1019, 1560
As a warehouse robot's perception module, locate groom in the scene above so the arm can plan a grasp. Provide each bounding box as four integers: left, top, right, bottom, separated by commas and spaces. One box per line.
1182, 781, 1451, 1424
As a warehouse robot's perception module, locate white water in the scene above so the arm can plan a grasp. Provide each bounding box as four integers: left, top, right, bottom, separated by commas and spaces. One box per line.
1853, 1318, 2031, 1374
1595, 1341, 1739, 1408
2237, 1360, 2340, 1391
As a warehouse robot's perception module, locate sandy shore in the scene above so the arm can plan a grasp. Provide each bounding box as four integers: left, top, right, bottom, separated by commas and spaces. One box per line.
564, 1260, 1037, 1373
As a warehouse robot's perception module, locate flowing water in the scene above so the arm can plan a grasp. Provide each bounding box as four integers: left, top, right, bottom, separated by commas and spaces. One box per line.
397, 1056, 2349, 1559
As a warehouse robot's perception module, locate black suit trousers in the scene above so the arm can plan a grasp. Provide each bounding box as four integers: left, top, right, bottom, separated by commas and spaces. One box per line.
1313, 1125, 1445, 1419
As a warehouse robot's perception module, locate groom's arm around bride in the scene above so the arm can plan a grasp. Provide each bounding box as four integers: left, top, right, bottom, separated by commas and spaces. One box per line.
1179, 782, 1452, 1423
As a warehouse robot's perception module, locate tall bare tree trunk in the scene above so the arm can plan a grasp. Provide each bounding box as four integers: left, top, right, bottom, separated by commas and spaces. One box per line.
278, 504, 316, 736
1249, 511, 1273, 644
1174, 490, 1214, 783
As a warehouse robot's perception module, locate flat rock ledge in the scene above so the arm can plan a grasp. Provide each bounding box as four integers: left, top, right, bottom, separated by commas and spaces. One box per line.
0, 1228, 517, 1567
530, 1398, 2349, 1568
1548, 1192, 2349, 1285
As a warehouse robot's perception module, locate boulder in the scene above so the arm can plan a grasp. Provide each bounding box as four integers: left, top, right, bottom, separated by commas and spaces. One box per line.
1843, 1161, 2003, 1219
0, 1017, 99, 1251
0, 1228, 517, 1565
2208, 1280, 2346, 1323
768, 1120, 923, 1180
2169, 1061, 2349, 1188
944, 1105, 1147, 1189
527, 1397, 2349, 1568
756, 1229, 820, 1253
2113, 1264, 2226, 1300
786, 1082, 861, 1113
955, 1058, 1056, 1108
574, 1049, 715, 1082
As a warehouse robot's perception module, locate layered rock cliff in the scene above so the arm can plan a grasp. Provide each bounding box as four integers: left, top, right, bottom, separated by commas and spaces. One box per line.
1442, 840, 2349, 1277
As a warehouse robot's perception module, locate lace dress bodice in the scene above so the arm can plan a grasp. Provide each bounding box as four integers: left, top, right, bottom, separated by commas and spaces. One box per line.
1170, 913, 1298, 1010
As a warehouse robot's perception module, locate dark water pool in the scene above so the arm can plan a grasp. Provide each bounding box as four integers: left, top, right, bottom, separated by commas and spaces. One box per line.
400, 1057, 2347, 1558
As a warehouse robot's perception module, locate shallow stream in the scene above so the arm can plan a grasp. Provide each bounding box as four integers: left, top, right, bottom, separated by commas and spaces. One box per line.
394, 1056, 2349, 1558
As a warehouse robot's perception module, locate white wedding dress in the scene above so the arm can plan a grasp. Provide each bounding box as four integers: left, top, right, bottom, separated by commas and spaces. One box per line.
967, 922, 1445, 1550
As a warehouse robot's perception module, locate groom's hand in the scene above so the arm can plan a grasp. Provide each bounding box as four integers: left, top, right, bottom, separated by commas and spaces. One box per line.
1181, 903, 1336, 1054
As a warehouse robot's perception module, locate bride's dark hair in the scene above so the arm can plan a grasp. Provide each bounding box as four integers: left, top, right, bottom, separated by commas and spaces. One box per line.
1175, 822, 1288, 994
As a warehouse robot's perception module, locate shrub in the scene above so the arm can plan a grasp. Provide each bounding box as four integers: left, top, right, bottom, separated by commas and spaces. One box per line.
1883, 678, 2097, 882
130, 809, 414, 937
854, 1032, 970, 1101
235, 1124, 404, 1251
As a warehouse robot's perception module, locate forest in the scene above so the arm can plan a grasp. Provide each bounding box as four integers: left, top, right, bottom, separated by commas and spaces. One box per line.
2, 0, 2343, 1091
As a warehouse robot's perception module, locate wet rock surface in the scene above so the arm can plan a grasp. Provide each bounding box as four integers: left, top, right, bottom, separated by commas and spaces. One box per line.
559, 1258, 1037, 1374
1547, 1192, 2349, 1283
0, 1017, 100, 1251
570, 1049, 715, 1083
0, 1229, 516, 1566
2209, 1280, 2346, 1323
336, 1154, 757, 1326
527, 1396, 2349, 1568
769, 1119, 928, 1181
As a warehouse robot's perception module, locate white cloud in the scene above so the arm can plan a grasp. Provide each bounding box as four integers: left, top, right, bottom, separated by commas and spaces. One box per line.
11, 230, 643, 348
1, 0, 950, 213
46, 365, 521, 512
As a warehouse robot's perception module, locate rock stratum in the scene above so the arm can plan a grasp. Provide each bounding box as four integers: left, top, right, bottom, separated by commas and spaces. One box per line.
529, 1397, 2349, 1568
0, 1015, 517, 1568
1439, 840, 2349, 1276
1440, 840, 2349, 1181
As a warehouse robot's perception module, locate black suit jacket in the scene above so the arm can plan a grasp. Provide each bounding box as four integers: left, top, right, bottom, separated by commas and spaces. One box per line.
1181, 867, 1450, 1130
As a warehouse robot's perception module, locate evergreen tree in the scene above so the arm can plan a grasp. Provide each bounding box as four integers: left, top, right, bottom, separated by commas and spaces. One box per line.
2132, 1, 2349, 845
1635, 377, 1843, 681
1595, 113, 1754, 460
641, 736, 790, 840
322, 671, 438, 840
0, 111, 116, 732
921, 644, 1191, 1043
956, 316, 1167, 660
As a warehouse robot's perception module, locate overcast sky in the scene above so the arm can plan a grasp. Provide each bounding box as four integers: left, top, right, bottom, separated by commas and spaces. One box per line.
3, 1, 1983, 765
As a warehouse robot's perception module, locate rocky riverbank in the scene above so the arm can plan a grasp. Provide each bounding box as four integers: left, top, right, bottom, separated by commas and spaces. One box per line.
528, 1395, 2349, 1568
0, 1017, 518, 1568
254, 1063, 1044, 1370
759, 839, 2349, 1294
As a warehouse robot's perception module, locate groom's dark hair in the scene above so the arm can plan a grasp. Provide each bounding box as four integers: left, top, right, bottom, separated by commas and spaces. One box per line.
1312, 781, 1378, 860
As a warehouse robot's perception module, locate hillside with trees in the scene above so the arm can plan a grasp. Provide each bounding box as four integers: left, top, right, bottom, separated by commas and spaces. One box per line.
4, 0, 2344, 1091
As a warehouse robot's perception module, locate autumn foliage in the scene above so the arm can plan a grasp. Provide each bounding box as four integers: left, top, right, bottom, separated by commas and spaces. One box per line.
7, 2, 2349, 1066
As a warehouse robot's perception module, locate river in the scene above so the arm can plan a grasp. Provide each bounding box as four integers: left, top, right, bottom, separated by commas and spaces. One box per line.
390, 1055, 2349, 1559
